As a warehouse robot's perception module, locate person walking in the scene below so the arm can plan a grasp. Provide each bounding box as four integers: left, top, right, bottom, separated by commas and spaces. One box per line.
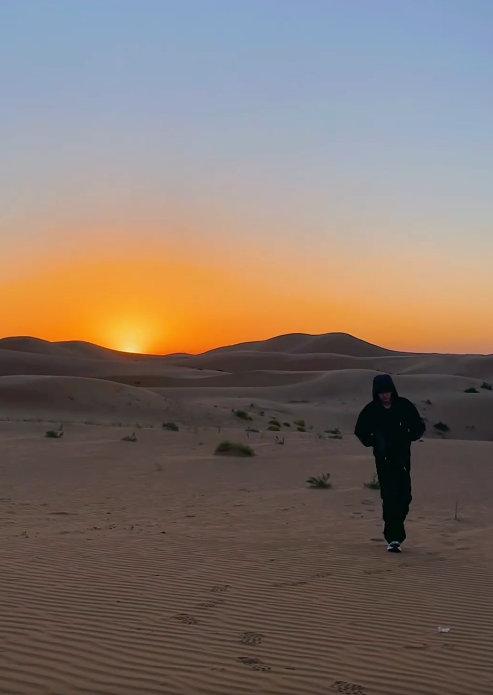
354, 373, 425, 552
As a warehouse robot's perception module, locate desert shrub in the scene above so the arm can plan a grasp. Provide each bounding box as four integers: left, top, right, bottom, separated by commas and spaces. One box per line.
267, 425, 281, 431
214, 440, 255, 457
245, 427, 259, 433
162, 421, 179, 431
122, 432, 137, 442
325, 427, 341, 435
233, 409, 253, 421
464, 387, 479, 393
268, 418, 281, 427
283, 421, 291, 427
293, 419, 306, 427
306, 473, 331, 489
45, 426, 63, 439
325, 427, 343, 439
481, 381, 492, 390
434, 421, 450, 433
296, 426, 306, 432
364, 474, 380, 490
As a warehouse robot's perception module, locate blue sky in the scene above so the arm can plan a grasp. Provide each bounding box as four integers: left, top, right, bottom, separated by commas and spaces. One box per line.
1, 1, 492, 351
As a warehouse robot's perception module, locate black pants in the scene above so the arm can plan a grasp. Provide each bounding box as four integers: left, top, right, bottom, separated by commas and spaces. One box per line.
375, 451, 412, 543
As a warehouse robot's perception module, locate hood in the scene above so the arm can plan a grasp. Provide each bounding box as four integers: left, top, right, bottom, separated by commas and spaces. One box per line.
372, 373, 398, 402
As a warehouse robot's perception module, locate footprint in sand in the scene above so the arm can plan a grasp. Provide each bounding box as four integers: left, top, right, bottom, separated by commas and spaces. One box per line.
173, 613, 198, 625
238, 656, 271, 672
332, 681, 367, 694
196, 598, 225, 608
211, 583, 230, 593
240, 632, 263, 646
272, 579, 308, 588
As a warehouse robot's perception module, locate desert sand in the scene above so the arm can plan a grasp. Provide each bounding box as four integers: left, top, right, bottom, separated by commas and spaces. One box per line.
1, 332, 492, 694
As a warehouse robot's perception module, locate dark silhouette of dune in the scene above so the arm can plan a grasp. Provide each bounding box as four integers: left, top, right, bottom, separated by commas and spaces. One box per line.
0, 336, 67, 356
200, 331, 405, 357
1, 332, 491, 382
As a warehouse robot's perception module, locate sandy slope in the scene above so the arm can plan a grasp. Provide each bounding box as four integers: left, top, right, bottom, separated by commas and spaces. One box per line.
1, 334, 492, 380
151, 370, 493, 441
0, 422, 492, 695
1, 368, 492, 440
199, 331, 403, 356
0, 332, 492, 693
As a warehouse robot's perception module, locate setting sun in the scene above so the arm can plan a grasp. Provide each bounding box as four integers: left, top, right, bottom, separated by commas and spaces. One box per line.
101, 314, 162, 355
117, 341, 144, 354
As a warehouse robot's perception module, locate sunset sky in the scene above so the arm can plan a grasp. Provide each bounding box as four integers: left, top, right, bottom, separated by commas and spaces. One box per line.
1, 1, 492, 355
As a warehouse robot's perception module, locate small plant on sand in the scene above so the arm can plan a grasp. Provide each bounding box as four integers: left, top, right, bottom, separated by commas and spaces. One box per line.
434, 421, 450, 433
464, 386, 479, 393
481, 381, 492, 390
268, 418, 281, 427
283, 421, 291, 427
233, 409, 253, 421
45, 424, 64, 438
364, 474, 381, 490
122, 432, 137, 442
214, 440, 255, 457
293, 419, 306, 428
267, 424, 281, 431
245, 427, 259, 433
162, 421, 179, 431
296, 425, 306, 432
306, 473, 331, 489
325, 427, 343, 439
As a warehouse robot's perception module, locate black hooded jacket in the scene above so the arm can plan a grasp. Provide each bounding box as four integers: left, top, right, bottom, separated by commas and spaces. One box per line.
354, 374, 425, 456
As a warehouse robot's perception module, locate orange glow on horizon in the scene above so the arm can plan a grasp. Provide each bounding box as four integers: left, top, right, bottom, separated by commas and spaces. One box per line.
1, 241, 492, 356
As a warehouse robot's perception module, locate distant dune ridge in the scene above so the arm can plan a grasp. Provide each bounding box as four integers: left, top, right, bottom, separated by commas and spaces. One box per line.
200, 331, 406, 356
0, 331, 492, 439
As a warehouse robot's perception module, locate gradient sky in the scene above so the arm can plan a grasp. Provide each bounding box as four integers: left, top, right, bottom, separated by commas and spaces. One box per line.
1, 1, 492, 355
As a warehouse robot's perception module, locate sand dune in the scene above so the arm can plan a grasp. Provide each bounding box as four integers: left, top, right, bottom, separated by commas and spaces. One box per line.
0, 375, 172, 424
1, 332, 492, 693
165, 350, 493, 380
1, 333, 492, 440
2, 333, 492, 381
148, 369, 493, 441
201, 331, 404, 356
0, 347, 216, 380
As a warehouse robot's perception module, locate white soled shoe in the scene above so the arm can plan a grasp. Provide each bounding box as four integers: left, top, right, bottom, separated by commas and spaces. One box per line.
386, 541, 402, 553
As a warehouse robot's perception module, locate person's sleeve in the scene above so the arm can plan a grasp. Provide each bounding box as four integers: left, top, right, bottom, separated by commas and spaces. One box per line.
354, 406, 375, 447
405, 400, 426, 440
